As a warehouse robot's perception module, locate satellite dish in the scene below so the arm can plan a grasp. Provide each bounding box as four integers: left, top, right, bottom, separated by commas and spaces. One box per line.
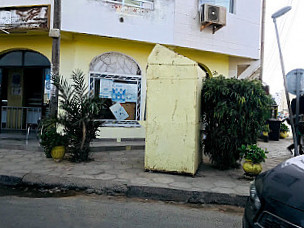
286, 69, 304, 95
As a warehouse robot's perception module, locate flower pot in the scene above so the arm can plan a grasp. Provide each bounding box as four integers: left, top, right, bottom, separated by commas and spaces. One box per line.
242, 160, 262, 176
262, 131, 268, 137
280, 131, 288, 139
51, 146, 65, 162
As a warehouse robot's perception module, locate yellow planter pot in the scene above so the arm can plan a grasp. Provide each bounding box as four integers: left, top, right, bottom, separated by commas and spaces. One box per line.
262, 131, 268, 137
242, 160, 262, 176
51, 146, 65, 162
280, 131, 288, 139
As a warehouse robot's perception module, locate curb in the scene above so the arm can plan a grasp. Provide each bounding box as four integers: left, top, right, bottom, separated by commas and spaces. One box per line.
0, 175, 23, 186
127, 186, 247, 207
0, 144, 145, 153
0, 173, 247, 207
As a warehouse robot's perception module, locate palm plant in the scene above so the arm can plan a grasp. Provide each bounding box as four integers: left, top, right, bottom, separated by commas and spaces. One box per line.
52, 70, 105, 161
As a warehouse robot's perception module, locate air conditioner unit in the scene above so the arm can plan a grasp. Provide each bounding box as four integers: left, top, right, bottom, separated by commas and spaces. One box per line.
199, 4, 226, 33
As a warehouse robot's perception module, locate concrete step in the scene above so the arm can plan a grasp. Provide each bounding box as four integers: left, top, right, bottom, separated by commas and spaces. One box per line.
0, 137, 145, 152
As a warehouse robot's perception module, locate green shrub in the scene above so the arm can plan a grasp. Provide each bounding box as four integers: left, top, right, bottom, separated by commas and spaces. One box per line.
38, 118, 68, 158
262, 124, 270, 133
201, 76, 272, 169
239, 144, 268, 164
280, 123, 289, 132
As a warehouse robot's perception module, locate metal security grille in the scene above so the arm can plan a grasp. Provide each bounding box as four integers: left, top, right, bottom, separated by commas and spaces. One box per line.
89, 52, 142, 128
1, 106, 41, 130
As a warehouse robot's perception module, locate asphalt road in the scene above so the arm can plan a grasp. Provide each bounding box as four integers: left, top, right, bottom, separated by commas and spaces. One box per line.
0, 194, 243, 228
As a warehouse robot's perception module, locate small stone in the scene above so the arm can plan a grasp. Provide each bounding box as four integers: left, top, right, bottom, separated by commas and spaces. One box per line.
85, 189, 95, 194
95, 190, 103, 195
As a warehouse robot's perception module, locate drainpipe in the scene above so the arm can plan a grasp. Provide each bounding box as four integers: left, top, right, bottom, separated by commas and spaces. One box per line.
50, 0, 61, 117
259, 0, 266, 81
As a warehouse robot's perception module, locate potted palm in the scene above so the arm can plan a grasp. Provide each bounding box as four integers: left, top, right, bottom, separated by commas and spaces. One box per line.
280, 123, 289, 139
51, 70, 105, 162
239, 144, 268, 176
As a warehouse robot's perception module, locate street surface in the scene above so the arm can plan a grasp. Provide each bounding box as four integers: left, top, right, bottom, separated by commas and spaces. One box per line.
0, 188, 243, 228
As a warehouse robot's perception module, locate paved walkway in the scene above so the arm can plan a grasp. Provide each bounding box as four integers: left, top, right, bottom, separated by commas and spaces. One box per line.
0, 136, 294, 206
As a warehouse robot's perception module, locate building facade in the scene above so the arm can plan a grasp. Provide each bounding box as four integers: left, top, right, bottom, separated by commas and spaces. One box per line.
0, 0, 262, 139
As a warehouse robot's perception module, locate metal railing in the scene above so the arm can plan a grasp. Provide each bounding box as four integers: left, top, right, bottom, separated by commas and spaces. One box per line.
1, 106, 41, 130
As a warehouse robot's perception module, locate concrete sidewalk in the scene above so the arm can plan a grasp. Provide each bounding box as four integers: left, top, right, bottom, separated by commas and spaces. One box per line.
0, 136, 293, 206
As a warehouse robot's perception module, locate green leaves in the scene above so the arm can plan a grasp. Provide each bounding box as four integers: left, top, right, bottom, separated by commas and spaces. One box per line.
50, 70, 106, 162
239, 144, 268, 164
201, 76, 272, 169
280, 123, 289, 132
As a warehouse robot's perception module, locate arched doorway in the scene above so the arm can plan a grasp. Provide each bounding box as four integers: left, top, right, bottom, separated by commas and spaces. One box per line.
0, 50, 51, 132
89, 52, 142, 127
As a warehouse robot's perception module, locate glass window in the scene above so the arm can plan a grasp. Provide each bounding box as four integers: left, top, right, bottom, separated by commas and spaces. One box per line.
0, 51, 50, 67
200, 0, 235, 14
24, 52, 50, 66
104, 0, 154, 10
0, 51, 23, 67
89, 52, 142, 127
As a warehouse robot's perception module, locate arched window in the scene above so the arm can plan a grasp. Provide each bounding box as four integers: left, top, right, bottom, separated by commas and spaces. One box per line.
0, 50, 50, 67
89, 52, 142, 127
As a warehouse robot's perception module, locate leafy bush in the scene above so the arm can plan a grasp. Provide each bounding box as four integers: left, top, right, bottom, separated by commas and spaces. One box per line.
239, 144, 268, 164
262, 124, 270, 133
201, 76, 272, 169
38, 118, 68, 158
280, 123, 289, 132
51, 70, 105, 162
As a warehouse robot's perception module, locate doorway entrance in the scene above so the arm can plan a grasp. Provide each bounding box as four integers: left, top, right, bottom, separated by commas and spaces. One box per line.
0, 50, 51, 132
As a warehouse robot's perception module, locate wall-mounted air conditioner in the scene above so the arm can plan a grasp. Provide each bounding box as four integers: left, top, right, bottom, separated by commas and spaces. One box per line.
199, 4, 226, 33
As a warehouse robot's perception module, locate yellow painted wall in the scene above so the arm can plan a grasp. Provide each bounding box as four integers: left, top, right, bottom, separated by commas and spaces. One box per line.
145, 45, 205, 175
172, 47, 230, 77
0, 34, 52, 60
0, 32, 230, 139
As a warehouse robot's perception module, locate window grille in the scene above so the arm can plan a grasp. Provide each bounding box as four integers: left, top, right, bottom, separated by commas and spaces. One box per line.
89, 52, 142, 128
104, 0, 154, 10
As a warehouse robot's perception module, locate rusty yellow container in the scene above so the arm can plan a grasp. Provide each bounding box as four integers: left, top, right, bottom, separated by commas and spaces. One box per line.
51, 146, 65, 162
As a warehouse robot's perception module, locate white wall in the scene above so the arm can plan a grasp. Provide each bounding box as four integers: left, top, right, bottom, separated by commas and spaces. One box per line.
61, 0, 175, 44
173, 0, 261, 59
1, 0, 262, 59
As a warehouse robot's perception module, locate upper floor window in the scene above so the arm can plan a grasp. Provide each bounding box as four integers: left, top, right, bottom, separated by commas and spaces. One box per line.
105, 0, 154, 10
200, 0, 235, 14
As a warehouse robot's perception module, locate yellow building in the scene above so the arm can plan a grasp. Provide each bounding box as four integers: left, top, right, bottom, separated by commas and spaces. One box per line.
0, 0, 262, 174
0, 28, 231, 136
0, 1, 262, 175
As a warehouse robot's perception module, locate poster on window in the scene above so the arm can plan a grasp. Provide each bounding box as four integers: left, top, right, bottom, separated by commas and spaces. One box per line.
109, 102, 129, 121
112, 82, 126, 103
99, 79, 113, 98
125, 84, 138, 103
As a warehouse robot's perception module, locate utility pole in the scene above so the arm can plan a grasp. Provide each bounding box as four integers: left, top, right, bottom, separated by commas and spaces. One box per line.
259, 0, 266, 81
50, 0, 61, 117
